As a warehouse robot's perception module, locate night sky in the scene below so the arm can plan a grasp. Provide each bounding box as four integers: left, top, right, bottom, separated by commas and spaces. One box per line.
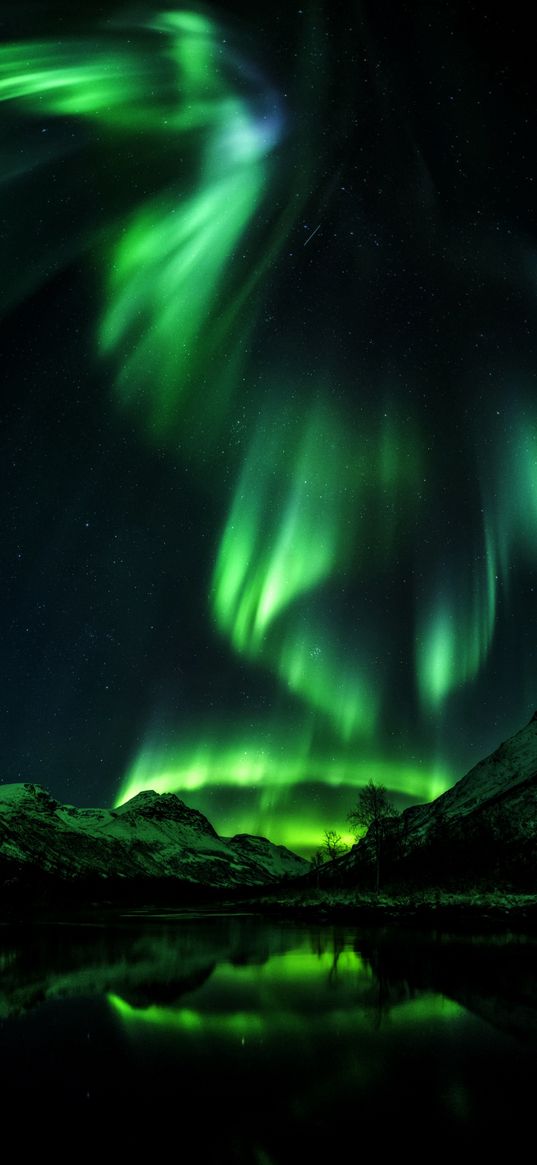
2, 1, 537, 854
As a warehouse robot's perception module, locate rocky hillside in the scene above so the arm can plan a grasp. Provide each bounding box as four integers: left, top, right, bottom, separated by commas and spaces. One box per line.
0, 783, 308, 899
324, 712, 537, 888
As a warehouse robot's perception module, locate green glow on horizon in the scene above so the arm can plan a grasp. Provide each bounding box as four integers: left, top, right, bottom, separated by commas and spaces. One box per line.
114, 735, 451, 851
116, 743, 449, 801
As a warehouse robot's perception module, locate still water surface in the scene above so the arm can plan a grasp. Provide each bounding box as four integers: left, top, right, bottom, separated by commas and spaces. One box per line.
1, 913, 536, 1155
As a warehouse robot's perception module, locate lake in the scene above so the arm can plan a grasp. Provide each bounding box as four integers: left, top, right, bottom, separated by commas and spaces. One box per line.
1, 913, 536, 1156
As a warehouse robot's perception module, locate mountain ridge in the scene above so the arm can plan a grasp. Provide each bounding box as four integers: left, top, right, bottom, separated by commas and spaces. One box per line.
0, 782, 308, 894
327, 712, 537, 888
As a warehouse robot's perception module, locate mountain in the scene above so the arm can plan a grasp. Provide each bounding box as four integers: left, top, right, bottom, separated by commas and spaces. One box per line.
0, 783, 308, 903
324, 712, 537, 889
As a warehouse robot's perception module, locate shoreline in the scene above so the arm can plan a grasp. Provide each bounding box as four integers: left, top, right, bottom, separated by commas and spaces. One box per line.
3, 889, 537, 930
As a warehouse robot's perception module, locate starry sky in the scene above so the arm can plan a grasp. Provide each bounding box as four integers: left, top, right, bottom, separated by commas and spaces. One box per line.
1, 1, 537, 855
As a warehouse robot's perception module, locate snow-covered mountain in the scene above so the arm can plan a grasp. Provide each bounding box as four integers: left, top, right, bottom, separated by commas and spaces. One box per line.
326, 712, 537, 887
0, 783, 308, 894
400, 711, 537, 844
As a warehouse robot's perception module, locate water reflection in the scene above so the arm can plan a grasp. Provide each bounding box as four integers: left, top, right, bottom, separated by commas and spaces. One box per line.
108, 945, 462, 1043
1, 915, 536, 1152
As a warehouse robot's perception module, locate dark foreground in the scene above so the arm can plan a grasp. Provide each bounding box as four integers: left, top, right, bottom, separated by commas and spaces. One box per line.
243, 888, 537, 929
5, 885, 537, 930
1, 912, 537, 1156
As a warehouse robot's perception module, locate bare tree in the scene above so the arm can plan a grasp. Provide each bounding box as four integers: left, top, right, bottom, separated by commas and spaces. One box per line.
347, 781, 398, 893
321, 829, 348, 862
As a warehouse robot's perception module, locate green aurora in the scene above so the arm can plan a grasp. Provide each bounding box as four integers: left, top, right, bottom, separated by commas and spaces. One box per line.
2, 4, 537, 855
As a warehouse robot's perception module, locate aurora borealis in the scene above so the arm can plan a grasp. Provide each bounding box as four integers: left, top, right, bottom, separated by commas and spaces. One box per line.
2, 1, 537, 855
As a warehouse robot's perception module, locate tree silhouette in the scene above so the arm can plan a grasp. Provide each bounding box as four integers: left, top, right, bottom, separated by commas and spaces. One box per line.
321, 829, 347, 862
347, 781, 398, 893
